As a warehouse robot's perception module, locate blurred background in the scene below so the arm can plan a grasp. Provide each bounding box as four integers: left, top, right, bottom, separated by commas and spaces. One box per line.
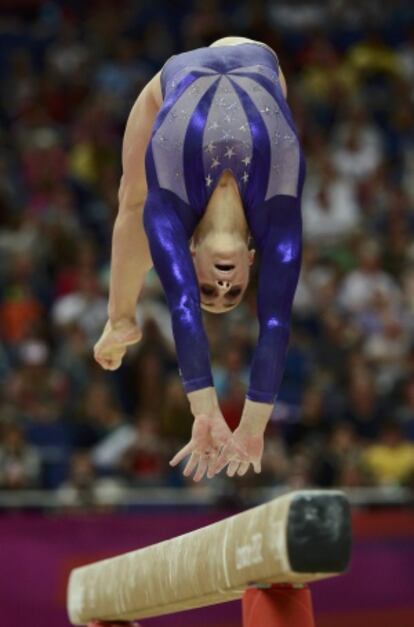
0, 0, 413, 626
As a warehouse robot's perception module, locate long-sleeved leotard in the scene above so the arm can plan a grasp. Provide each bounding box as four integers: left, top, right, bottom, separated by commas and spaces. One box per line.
143, 43, 305, 404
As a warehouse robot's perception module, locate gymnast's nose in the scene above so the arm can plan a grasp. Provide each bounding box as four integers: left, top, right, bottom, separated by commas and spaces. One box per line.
216, 279, 231, 291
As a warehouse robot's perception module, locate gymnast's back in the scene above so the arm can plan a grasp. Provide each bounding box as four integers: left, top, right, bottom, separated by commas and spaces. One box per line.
145, 39, 303, 231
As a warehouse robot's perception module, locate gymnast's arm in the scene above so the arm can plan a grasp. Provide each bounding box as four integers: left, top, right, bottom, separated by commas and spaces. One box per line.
212, 195, 302, 477
241, 195, 302, 430
144, 191, 232, 480
211, 55, 302, 476
143, 190, 220, 418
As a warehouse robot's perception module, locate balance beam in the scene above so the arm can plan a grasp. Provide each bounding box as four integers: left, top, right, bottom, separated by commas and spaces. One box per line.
67, 490, 351, 625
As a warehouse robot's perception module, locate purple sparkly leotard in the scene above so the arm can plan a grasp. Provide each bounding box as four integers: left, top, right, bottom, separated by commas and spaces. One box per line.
143, 43, 305, 404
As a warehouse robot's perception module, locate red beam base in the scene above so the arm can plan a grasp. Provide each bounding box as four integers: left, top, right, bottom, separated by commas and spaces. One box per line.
242, 584, 315, 627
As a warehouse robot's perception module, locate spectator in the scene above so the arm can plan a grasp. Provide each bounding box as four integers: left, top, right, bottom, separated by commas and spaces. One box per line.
338, 240, 401, 314
312, 422, 366, 487
0, 420, 41, 489
52, 270, 107, 347
302, 162, 360, 244
363, 422, 414, 486
343, 374, 384, 440
395, 376, 414, 440
120, 413, 168, 485
57, 450, 123, 509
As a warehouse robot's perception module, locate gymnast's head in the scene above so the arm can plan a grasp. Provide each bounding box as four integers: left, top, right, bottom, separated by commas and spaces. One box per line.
191, 173, 255, 314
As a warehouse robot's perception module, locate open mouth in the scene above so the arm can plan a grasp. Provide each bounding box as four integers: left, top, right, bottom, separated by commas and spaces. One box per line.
215, 264, 235, 272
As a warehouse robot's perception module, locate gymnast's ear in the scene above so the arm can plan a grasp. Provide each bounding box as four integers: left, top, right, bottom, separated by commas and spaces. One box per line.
248, 249, 255, 265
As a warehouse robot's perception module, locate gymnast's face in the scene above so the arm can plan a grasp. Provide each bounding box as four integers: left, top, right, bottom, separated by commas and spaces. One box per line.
192, 239, 255, 313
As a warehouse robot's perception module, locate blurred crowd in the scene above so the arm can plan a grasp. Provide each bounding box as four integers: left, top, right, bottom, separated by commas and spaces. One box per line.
1, 0, 414, 505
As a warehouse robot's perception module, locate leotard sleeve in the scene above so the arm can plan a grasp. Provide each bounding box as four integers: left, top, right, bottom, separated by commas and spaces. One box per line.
247, 194, 302, 404
143, 188, 214, 393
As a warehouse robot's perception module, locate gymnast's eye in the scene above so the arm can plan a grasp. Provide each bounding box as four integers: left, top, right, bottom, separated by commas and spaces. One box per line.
226, 287, 242, 298
200, 284, 216, 297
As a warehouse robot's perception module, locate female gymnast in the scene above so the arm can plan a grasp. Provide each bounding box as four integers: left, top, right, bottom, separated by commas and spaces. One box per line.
94, 36, 305, 483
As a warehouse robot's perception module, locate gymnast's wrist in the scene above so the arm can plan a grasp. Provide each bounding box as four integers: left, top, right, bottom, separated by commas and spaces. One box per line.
187, 387, 220, 418
239, 399, 273, 434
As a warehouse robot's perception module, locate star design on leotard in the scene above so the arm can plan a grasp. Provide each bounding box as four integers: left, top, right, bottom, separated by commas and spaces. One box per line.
241, 172, 249, 184
239, 124, 248, 132
208, 121, 219, 130
211, 157, 220, 169
206, 174, 213, 187
242, 156, 251, 166
224, 146, 235, 159
205, 142, 215, 153
261, 106, 271, 115
227, 101, 238, 111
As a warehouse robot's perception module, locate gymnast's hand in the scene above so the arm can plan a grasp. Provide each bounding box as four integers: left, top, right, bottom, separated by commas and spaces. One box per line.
211, 399, 272, 477
94, 318, 142, 371
169, 412, 232, 482
211, 423, 264, 477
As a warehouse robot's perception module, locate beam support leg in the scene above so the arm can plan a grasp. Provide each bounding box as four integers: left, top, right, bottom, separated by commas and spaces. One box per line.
242, 584, 315, 627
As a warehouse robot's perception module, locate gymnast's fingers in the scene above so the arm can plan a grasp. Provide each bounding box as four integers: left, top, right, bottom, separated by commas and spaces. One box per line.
253, 460, 261, 474
237, 462, 250, 476
193, 456, 208, 482
169, 442, 193, 466
227, 460, 240, 477
206, 450, 220, 479
183, 452, 199, 477
214, 450, 230, 475
211, 448, 230, 475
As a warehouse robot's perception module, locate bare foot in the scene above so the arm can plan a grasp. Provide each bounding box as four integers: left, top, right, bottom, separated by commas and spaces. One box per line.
94, 318, 141, 370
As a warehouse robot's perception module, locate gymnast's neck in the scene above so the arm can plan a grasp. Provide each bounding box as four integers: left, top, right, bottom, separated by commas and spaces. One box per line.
193, 170, 249, 249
